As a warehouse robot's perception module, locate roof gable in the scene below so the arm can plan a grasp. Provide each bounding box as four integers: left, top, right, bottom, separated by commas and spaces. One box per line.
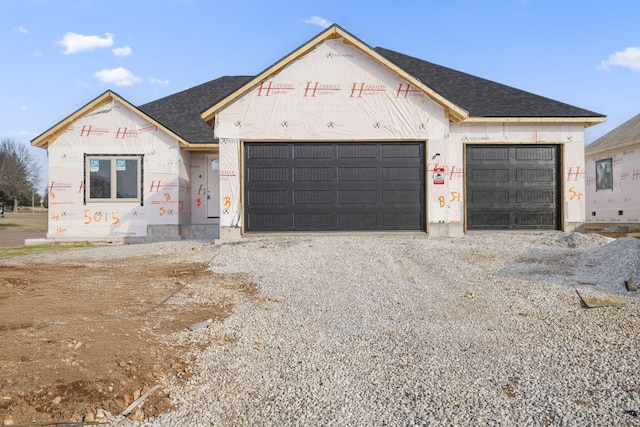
31, 90, 187, 149
200, 24, 469, 125
585, 113, 640, 156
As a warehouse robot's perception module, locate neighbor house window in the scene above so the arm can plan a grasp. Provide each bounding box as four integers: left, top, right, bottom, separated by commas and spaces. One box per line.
595, 158, 613, 191
85, 155, 142, 202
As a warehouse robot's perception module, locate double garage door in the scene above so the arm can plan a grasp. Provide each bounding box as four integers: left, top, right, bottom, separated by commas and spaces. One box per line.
244, 142, 425, 232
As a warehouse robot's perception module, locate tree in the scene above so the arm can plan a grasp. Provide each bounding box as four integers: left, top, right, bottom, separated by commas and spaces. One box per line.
0, 138, 41, 211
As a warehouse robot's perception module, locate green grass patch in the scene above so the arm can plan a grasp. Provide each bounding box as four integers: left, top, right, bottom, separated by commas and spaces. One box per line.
0, 242, 94, 259
0, 212, 48, 231
0, 222, 21, 231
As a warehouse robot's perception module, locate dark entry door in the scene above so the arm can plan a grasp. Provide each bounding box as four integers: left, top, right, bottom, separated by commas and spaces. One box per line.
465, 144, 561, 230
244, 142, 425, 232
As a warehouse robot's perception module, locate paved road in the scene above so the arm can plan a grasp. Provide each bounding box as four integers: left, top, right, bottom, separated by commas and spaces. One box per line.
0, 231, 46, 247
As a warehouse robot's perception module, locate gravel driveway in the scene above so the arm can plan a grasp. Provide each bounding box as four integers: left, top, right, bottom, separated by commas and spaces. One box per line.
115, 233, 640, 426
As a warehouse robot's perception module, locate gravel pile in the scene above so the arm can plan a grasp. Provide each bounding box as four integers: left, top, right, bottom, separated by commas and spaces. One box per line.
19, 233, 640, 426
501, 234, 640, 297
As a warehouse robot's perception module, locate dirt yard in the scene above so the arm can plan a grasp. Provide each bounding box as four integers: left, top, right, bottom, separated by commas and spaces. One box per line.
0, 246, 253, 425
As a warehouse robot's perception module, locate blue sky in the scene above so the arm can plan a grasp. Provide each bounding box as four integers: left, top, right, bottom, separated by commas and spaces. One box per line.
2, 0, 639, 190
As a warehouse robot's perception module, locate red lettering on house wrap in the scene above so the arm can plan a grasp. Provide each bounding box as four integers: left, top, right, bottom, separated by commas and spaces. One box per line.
566, 167, 584, 181
79, 125, 108, 137
396, 83, 422, 98
115, 127, 138, 139
138, 124, 158, 133
304, 82, 341, 97
257, 81, 295, 96
449, 165, 464, 180
350, 83, 387, 97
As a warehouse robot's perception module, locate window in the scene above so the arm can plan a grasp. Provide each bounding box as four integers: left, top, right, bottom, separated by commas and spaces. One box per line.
595, 158, 613, 191
85, 155, 142, 202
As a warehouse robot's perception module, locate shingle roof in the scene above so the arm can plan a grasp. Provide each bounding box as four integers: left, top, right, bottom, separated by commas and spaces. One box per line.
373, 47, 603, 119
138, 76, 253, 143
137, 46, 604, 144
585, 113, 640, 156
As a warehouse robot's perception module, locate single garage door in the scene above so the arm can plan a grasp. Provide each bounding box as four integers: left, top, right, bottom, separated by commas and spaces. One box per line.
244, 142, 425, 232
466, 144, 561, 230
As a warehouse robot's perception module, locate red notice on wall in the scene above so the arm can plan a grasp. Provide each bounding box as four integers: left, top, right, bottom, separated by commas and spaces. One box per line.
433, 167, 445, 185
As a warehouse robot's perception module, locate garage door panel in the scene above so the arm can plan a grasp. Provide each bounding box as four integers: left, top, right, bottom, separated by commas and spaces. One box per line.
296, 213, 336, 229
247, 145, 290, 159
338, 190, 377, 204
247, 190, 288, 205
248, 167, 288, 182
337, 167, 377, 181
466, 144, 560, 230
470, 211, 511, 227
294, 167, 335, 181
516, 190, 555, 204
382, 212, 423, 228
382, 144, 422, 158
516, 169, 554, 182
247, 213, 293, 229
337, 144, 379, 158
294, 145, 333, 158
469, 146, 509, 160
382, 189, 421, 203
339, 213, 378, 228
516, 146, 554, 160
472, 169, 509, 182
245, 142, 425, 231
382, 167, 421, 181
515, 212, 555, 226
294, 190, 334, 204
471, 190, 509, 204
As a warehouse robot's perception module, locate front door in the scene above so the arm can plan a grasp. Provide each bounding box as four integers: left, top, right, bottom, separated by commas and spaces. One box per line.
206, 154, 220, 219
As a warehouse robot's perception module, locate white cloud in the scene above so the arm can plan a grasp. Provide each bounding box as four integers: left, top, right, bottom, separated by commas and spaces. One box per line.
112, 46, 132, 57
302, 16, 331, 29
149, 77, 170, 85
598, 47, 640, 72
20, 106, 28, 111
57, 32, 114, 54
94, 67, 142, 86
33, 51, 43, 57
13, 25, 28, 34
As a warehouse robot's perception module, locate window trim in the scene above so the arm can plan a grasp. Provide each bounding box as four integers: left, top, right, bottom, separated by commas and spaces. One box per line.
84, 154, 144, 204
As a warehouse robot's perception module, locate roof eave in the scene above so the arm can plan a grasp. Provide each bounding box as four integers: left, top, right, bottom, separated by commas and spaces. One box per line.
461, 116, 607, 127
586, 139, 640, 157
184, 143, 220, 153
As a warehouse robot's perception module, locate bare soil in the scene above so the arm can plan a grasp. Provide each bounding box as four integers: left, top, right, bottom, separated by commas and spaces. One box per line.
0, 250, 250, 425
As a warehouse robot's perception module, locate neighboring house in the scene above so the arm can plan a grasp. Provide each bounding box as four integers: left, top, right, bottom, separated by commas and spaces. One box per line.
585, 113, 640, 234
31, 24, 605, 244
